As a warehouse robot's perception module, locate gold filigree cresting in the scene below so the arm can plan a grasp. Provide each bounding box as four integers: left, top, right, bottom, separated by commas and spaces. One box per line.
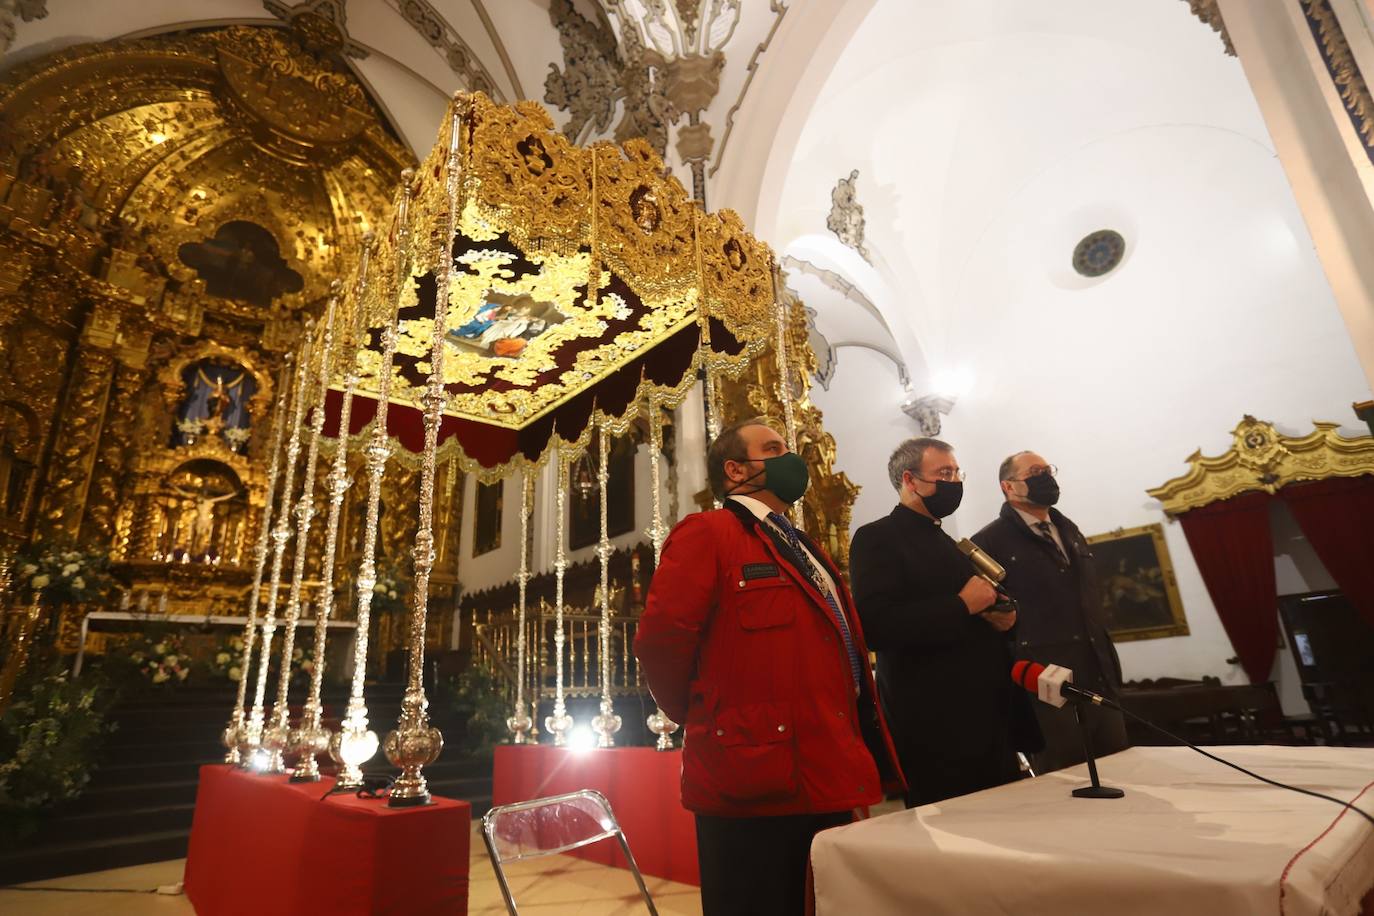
1146, 416, 1374, 515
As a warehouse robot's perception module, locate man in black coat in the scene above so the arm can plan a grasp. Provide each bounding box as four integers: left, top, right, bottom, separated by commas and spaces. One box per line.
971, 450, 1129, 773
850, 437, 1041, 807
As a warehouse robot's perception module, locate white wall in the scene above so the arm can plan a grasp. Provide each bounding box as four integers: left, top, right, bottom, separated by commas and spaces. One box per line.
809, 346, 914, 533
753, 0, 1374, 689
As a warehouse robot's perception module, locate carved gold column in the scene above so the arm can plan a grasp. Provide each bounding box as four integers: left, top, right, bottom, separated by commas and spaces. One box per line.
268, 286, 340, 782
81, 361, 146, 547
591, 423, 621, 747
506, 472, 534, 743
335, 177, 414, 787
38, 306, 119, 537
245, 320, 315, 772
224, 356, 293, 765
384, 107, 462, 805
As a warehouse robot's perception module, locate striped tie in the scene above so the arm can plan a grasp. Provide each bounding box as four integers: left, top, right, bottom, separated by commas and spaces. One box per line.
768, 512, 863, 690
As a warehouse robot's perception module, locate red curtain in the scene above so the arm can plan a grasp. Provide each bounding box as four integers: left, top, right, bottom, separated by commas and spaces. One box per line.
1178, 491, 1278, 683
1279, 475, 1374, 628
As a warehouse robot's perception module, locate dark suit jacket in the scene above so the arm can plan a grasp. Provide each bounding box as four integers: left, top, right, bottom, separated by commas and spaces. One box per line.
971, 502, 1123, 695
849, 505, 1042, 791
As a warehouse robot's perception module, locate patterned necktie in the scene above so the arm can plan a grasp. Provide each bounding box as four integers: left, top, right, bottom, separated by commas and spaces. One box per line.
1035, 520, 1069, 564
768, 512, 862, 690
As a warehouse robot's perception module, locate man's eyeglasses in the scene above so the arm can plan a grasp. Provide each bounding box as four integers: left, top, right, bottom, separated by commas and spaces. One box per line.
1012, 465, 1058, 481
914, 469, 966, 483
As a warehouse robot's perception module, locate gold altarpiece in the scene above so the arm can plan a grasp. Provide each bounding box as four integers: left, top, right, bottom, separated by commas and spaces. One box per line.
0, 23, 472, 665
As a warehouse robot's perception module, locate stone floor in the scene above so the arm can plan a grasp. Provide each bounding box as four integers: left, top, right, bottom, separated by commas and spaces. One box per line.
0, 822, 702, 915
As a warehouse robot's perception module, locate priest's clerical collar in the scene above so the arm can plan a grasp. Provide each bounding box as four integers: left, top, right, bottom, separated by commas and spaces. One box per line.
896, 503, 940, 526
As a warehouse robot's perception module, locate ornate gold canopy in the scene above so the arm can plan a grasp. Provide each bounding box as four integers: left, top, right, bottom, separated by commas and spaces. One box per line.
1147, 415, 1374, 515
338, 92, 777, 441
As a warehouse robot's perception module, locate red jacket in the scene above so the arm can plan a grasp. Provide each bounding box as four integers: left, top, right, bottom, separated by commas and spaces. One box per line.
635, 500, 905, 817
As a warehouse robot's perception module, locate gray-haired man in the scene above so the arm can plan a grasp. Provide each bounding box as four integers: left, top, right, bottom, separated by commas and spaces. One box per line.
849, 437, 1041, 807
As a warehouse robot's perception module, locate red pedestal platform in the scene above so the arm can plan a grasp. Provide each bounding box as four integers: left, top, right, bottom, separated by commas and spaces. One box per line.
491, 745, 699, 886
185, 765, 470, 916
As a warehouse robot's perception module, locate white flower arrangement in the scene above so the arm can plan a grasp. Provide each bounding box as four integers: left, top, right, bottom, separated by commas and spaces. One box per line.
136, 634, 190, 686
209, 634, 247, 682
11, 542, 112, 605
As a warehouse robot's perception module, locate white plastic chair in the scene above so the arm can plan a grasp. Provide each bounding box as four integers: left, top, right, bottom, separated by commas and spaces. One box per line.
481, 789, 659, 915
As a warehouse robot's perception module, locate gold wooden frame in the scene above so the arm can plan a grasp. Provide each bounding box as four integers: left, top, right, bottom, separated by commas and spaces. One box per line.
1086, 522, 1189, 642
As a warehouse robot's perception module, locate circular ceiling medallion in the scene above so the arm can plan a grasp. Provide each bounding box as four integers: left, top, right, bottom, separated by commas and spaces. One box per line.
1072, 229, 1126, 278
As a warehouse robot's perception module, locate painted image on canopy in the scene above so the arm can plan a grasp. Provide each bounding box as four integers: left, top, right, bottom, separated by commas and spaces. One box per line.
446, 291, 568, 360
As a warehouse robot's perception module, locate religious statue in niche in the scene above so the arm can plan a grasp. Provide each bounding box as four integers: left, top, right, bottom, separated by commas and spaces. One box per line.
447, 291, 567, 360
826, 169, 870, 262
171, 359, 257, 450
473, 480, 503, 557
569, 437, 636, 551
160, 459, 246, 564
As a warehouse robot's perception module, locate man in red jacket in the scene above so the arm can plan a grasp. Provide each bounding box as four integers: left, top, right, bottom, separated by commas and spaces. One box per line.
635, 417, 904, 916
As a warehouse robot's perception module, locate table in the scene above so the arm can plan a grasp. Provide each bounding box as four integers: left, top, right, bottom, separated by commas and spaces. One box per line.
185, 765, 470, 916
71, 611, 357, 676
811, 746, 1374, 916
491, 745, 699, 885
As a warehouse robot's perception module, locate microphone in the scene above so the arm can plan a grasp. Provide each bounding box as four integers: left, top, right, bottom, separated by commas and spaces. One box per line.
957, 538, 1018, 614
1012, 660, 1116, 709
957, 538, 1006, 586
1009, 659, 1374, 824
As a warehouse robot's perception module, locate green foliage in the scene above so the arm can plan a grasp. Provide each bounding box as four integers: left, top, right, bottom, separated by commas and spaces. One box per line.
0, 668, 113, 840
435, 666, 509, 757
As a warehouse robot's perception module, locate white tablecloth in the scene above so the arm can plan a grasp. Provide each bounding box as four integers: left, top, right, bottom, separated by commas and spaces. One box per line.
812, 746, 1374, 916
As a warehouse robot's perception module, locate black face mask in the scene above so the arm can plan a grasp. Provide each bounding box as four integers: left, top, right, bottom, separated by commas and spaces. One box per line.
1023, 474, 1060, 507
919, 480, 963, 518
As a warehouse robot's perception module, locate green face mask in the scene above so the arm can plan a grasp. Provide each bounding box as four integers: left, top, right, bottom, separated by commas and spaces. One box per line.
735, 452, 810, 505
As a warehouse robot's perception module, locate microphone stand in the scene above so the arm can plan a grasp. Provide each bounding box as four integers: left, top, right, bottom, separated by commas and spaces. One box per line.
1070, 703, 1124, 799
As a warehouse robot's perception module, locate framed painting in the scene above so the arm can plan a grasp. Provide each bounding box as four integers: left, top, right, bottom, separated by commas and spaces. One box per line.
473, 479, 503, 556
570, 437, 637, 551
1086, 522, 1189, 642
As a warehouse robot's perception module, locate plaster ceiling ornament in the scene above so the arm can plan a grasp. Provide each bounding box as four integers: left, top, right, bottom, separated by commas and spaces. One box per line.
1072, 229, 1126, 277
547, 0, 747, 201
1300, 0, 1374, 168
0, 0, 45, 60
262, 0, 368, 59
328, 92, 783, 479
1180, 0, 1235, 57
801, 303, 835, 390
0, 25, 414, 342
384, 0, 499, 96
1147, 415, 1374, 514
546, 0, 624, 144
900, 393, 954, 437
826, 170, 870, 263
